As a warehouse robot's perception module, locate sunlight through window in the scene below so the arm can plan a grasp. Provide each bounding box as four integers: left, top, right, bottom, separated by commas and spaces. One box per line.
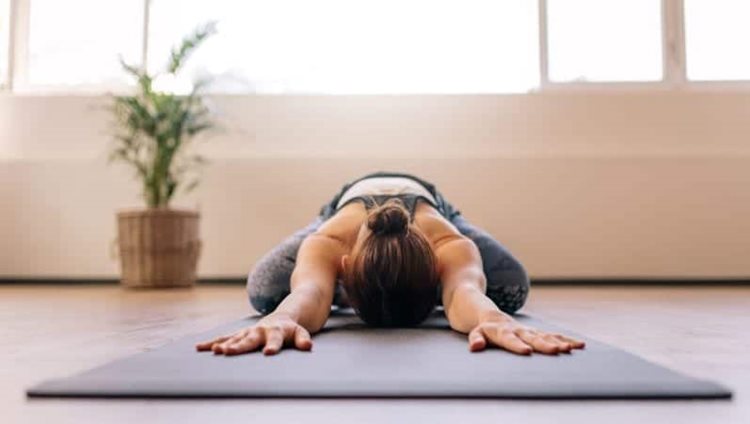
685, 0, 750, 81
547, 0, 663, 83
148, 0, 539, 94
24, 0, 142, 89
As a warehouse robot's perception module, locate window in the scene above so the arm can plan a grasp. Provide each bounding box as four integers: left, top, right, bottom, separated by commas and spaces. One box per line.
0, 0, 9, 87
148, 0, 539, 94
19, 0, 143, 90
4, 1, 750, 93
684, 0, 750, 81
546, 0, 663, 83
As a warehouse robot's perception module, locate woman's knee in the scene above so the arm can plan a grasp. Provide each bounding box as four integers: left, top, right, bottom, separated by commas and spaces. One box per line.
246, 243, 298, 314
485, 261, 530, 315
247, 217, 325, 314
453, 217, 530, 314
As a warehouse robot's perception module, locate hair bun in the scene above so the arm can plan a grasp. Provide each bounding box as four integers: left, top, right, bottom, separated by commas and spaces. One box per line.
367, 199, 410, 236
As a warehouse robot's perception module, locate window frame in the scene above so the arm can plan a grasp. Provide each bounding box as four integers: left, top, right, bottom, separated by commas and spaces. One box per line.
538, 0, 750, 92
0, 0, 14, 90
539, 0, 677, 91
2, 0, 750, 94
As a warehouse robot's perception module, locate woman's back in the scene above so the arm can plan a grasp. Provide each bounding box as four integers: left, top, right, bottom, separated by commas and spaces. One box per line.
313, 178, 464, 258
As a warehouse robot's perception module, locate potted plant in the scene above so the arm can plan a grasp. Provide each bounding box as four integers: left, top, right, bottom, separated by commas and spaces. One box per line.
109, 23, 216, 288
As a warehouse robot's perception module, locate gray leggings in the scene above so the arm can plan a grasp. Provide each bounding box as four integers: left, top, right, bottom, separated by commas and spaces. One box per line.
246, 212, 530, 317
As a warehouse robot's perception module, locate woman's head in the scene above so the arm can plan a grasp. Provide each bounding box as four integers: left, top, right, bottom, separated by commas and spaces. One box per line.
340, 198, 439, 327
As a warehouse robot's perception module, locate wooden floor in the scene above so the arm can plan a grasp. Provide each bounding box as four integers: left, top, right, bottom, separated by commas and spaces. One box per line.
3, 284, 749, 424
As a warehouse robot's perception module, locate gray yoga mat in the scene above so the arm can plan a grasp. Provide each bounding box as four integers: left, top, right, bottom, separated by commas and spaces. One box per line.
27, 311, 732, 399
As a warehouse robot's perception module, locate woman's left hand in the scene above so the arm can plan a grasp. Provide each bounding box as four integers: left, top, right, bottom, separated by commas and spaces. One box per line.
467, 318, 585, 355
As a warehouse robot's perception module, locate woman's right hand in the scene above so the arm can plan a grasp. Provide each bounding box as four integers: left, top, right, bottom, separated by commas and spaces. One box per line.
195, 314, 313, 356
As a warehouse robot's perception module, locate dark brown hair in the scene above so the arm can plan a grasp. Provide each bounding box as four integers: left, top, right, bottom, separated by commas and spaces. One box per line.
342, 198, 439, 327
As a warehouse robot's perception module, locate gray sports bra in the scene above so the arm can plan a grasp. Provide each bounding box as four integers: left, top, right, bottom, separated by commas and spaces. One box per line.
336, 193, 438, 220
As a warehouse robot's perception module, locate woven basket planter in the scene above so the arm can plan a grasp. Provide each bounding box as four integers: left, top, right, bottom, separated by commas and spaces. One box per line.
116, 208, 201, 289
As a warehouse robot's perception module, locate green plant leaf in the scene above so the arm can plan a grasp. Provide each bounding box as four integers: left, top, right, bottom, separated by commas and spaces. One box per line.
109, 22, 218, 208
167, 21, 218, 74
183, 179, 201, 194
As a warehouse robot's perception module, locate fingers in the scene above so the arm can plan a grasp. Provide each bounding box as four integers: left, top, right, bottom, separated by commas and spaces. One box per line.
294, 326, 313, 351
515, 329, 587, 354
484, 327, 532, 355
516, 329, 562, 355
263, 327, 285, 355
547, 335, 572, 353
471, 323, 586, 356
223, 331, 264, 356
468, 327, 487, 352
213, 330, 249, 354
200, 322, 315, 357
551, 333, 586, 349
195, 334, 233, 351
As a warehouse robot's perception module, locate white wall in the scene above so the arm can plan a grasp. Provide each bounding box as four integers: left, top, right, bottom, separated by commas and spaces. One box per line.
1, 92, 749, 279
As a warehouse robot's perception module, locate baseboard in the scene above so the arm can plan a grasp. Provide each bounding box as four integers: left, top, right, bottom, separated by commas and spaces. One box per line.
1, 277, 749, 286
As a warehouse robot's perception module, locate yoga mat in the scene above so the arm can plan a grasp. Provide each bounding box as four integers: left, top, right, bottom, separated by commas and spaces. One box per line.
27, 312, 732, 399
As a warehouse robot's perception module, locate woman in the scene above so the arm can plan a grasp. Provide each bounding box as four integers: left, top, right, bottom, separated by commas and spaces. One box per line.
197, 171, 585, 356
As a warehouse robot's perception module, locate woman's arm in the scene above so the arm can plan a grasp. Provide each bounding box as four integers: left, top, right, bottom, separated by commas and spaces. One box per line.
436, 237, 585, 355
277, 233, 344, 331
197, 232, 345, 356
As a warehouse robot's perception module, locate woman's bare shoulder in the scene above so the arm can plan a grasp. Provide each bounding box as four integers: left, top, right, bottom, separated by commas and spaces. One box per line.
413, 203, 465, 249
308, 203, 365, 249
414, 206, 481, 277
